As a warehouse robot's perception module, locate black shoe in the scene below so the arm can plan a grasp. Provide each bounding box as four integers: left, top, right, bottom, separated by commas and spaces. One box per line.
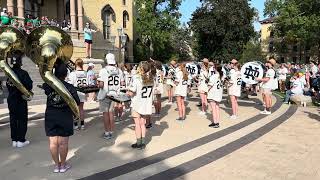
146, 123, 153, 129
209, 123, 215, 127
176, 117, 183, 121
196, 104, 202, 107
139, 143, 146, 150
131, 143, 140, 149
213, 123, 220, 128
252, 93, 257, 96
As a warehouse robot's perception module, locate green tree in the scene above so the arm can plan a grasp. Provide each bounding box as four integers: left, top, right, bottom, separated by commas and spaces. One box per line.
134, 0, 182, 62
190, 0, 256, 62
240, 34, 266, 64
264, 0, 320, 59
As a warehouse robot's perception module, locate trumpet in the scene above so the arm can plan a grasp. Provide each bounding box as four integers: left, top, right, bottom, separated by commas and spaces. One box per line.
25, 26, 80, 119
0, 27, 33, 101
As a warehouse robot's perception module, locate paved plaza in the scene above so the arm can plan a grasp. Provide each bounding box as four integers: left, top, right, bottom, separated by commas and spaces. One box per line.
0, 93, 319, 180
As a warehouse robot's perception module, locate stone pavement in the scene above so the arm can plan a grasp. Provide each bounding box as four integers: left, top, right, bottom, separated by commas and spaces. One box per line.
0, 93, 319, 180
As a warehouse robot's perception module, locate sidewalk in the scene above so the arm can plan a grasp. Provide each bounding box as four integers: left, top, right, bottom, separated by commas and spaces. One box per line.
0, 94, 319, 180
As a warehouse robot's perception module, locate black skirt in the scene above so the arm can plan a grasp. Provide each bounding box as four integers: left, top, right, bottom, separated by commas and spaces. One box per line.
45, 108, 74, 137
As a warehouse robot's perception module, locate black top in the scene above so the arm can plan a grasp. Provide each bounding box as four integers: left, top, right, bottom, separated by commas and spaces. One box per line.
43, 81, 80, 110
43, 81, 80, 137
6, 67, 33, 101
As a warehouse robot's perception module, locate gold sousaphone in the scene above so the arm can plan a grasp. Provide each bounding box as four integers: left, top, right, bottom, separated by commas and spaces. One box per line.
0, 27, 33, 100
26, 26, 80, 119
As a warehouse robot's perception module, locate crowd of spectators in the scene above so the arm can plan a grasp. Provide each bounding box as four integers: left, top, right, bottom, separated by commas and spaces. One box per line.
0, 8, 72, 34
277, 60, 320, 103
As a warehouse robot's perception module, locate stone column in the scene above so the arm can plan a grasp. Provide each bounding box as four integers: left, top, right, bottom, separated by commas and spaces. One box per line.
70, 0, 77, 30
77, 0, 83, 32
17, 0, 24, 19
7, 0, 14, 16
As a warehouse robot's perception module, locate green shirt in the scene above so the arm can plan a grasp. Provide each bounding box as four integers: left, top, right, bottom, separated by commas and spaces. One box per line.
0, 16, 10, 25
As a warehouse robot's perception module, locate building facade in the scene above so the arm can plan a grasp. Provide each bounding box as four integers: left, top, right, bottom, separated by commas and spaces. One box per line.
260, 17, 316, 64
0, 0, 134, 63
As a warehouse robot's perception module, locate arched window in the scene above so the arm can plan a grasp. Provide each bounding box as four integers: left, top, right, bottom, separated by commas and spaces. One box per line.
123, 11, 129, 29
122, 0, 126, 5
101, 5, 116, 39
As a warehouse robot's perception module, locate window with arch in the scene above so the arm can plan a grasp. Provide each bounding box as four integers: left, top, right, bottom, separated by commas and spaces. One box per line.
123, 11, 129, 29
101, 5, 116, 39
122, 0, 126, 5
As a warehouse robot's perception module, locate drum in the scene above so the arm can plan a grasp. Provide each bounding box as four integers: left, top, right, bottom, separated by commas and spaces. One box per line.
240, 61, 265, 85
186, 62, 200, 75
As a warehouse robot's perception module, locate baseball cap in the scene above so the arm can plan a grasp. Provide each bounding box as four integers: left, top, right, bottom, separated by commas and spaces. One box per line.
88, 62, 94, 67
267, 58, 277, 66
3, 8, 7, 11
105, 53, 116, 65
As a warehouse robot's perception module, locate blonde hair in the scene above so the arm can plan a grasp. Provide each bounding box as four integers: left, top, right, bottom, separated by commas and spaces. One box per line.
180, 63, 188, 81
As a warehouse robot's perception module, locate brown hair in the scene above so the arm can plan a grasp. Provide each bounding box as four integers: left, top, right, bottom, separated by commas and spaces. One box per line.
153, 60, 163, 70
215, 65, 224, 79
124, 63, 132, 72
203, 61, 209, 70
180, 63, 189, 81
75, 58, 84, 70
138, 61, 154, 86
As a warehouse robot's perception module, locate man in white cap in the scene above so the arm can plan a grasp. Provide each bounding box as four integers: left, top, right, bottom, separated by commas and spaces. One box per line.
97, 53, 124, 139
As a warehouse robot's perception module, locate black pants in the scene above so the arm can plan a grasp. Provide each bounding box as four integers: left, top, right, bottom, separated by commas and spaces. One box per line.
8, 98, 28, 142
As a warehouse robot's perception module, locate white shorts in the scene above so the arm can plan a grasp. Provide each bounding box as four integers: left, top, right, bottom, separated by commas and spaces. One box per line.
198, 83, 208, 93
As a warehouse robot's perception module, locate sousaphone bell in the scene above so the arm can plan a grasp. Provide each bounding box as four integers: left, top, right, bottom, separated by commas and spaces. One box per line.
25, 26, 80, 119
0, 27, 33, 100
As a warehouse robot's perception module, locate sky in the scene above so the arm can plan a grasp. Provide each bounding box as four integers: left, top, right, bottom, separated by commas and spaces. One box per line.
179, 0, 266, 31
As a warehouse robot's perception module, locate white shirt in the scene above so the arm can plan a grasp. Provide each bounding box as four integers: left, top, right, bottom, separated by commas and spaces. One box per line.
311, 66, 318, 78
97, 65, 124, 100
174, 69, 188, 97
262, 69, 276, 89
291, 78, 304, 95
207, 73, 223, 102
123, 70, 132, 88
278, 67, 288, 80
68, 70, 87, 87
228, 69, 242, 97
129, 75, 154, 115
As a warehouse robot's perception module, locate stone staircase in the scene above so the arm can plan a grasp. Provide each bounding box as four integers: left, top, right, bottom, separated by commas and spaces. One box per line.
0, 56, 46, 109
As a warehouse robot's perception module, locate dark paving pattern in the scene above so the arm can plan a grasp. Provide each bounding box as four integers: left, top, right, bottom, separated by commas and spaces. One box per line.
79, 96, 283, 180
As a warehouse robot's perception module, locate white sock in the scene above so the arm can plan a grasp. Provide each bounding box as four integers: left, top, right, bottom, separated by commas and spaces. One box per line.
104, 131, 110, 135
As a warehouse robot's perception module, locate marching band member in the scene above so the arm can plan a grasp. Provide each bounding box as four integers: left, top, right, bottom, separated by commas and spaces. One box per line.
114, 63, 125, 121
174, 63, 189, 120
43, 62, 80, 173
145, 60, 157, 128
153, 60, 164, 117
165, 60, 177, 104
6, 51, 33, 148
198, 58, 209, 115
86, 62, 97, 102
127, 61, 155, 149
97, 53, 124, 139
256, 58, 277, 115
207, 65, 224, 128
68, 58, 87, 130
228, 59, 241, 119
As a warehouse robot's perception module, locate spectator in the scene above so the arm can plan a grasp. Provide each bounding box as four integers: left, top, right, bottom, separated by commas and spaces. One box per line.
84, 22, 97, 59
284, 73, 305, 104
278, 63, 288, 93
1, 8, 8, 17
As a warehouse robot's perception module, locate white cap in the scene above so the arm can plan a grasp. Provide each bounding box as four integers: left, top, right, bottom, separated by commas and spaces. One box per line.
3, 8, 7, 11
88, 62, 94, 67
105, 53, 116, 65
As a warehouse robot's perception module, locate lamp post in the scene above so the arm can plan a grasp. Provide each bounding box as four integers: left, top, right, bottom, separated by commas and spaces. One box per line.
117, 27, 127, 63
109, 36, 116, 53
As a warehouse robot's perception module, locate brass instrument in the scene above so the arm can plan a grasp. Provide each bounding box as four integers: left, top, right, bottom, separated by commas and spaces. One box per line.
25, 26, 80, 119
0, 27, 33, 101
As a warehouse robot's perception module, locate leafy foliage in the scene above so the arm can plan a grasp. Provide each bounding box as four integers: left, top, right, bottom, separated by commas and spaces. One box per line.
264, 0, 320, 59
134, 0, 183, 62
190, 0, 256, 62
240, 34, 266, 64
